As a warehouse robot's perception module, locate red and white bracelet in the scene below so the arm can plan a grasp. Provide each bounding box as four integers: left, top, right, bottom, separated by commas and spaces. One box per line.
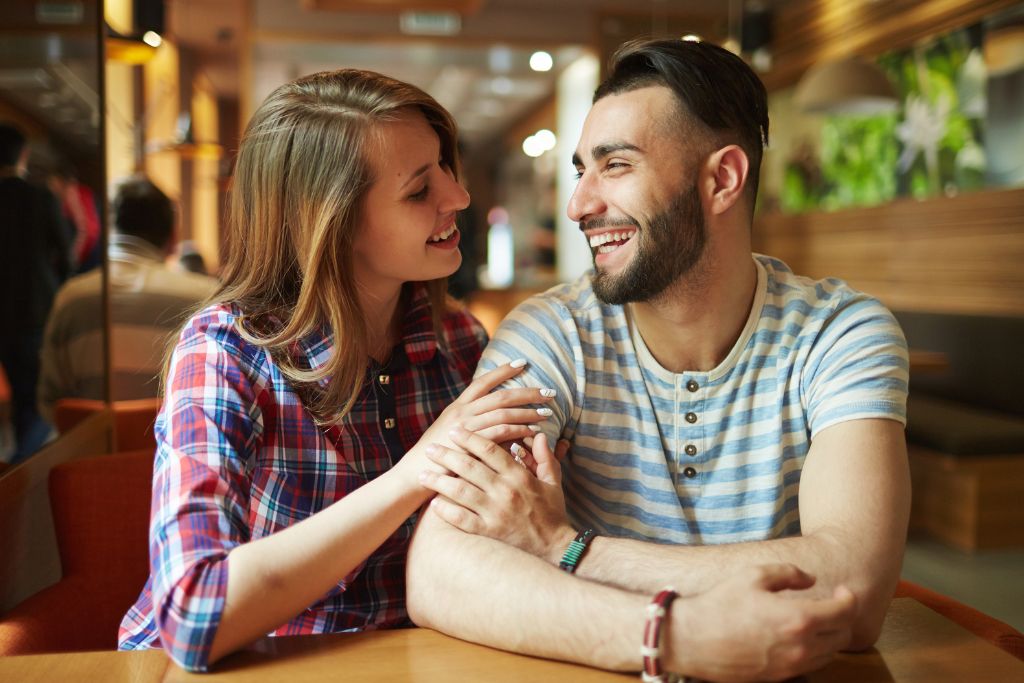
641, 588, 679, 683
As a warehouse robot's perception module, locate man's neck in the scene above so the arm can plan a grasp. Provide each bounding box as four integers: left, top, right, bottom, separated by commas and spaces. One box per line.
628, 251, 758, 373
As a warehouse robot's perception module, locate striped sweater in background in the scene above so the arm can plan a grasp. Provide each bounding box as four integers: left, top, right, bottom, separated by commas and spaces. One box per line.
477, 254, 909, 545
36, 234, 218, 422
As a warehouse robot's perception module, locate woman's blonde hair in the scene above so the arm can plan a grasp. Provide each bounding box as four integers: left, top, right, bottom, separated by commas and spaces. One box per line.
205, 69, 461, 424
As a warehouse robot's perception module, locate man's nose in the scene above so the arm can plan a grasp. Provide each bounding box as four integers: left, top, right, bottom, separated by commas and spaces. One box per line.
567, 173, 603, 224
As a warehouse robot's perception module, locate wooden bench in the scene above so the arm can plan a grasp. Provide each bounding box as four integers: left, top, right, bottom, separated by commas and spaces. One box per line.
896, 311, 1024, 552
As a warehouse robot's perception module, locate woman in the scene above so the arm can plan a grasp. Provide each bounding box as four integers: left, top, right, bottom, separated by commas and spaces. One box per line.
118, 69, 552, 672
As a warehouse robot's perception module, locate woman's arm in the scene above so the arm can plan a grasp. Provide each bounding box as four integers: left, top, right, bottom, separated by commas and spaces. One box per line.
152, 322, 549, 671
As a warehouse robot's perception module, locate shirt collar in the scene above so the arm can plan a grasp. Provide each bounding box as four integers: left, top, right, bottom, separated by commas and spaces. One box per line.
109, 233, 165, 263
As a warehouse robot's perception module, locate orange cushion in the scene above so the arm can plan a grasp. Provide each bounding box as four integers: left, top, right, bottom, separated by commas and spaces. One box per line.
895, 580, 1024, 661
0, 576, 126, 654
0, 451, 155, 656
49, 450, 154, 579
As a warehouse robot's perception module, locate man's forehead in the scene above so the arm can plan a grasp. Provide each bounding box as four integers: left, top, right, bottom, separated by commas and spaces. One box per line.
575, 86, 677, 161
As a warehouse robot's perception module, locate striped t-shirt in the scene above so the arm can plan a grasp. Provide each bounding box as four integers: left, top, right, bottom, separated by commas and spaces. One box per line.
478, 254, 908, 545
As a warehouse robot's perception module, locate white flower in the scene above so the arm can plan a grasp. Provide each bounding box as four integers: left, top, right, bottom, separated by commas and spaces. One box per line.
896, 93, 951, 174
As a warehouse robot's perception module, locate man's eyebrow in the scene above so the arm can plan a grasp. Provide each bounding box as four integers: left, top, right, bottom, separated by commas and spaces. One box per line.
573, 142, 641, 168
399, 164, 431, 190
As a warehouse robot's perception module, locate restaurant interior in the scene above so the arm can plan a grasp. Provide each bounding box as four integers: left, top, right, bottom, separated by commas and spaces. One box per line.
1, 0, 1023, 679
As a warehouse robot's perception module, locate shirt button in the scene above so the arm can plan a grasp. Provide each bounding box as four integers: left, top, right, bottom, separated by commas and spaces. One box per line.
378, 374, 391, 385
383, 418, 396, 429
686, 379, 699, 392
683, 467, 697, 479
684, 444, 697, 457
685, 412, 698, 424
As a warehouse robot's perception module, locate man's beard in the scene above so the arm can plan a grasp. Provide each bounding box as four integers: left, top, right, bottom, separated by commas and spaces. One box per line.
590, 183, 707, 305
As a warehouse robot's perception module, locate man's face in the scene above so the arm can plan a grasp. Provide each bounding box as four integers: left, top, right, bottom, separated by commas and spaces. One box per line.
568, 86, 707, 305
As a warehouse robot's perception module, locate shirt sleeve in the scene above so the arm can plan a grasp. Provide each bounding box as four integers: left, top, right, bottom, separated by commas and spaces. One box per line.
476, 295, 584, 444
803, 292, 909, 436
149, 310, 266, 672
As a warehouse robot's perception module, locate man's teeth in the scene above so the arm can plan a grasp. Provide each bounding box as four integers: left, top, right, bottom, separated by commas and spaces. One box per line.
589, 230, 636, 253
429, 225, 457, 242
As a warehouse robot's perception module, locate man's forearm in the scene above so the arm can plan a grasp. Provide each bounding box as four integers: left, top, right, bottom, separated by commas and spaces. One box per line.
406, 510, 862, 681
571, 527, 898, 648
406, 510, 646, 671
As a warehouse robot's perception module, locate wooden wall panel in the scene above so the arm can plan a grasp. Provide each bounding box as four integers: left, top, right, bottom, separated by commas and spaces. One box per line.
752, 188, 1024, 316
764, 0, 1021, 90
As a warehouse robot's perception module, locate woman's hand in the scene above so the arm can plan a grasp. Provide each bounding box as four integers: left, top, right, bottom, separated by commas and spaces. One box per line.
393, 360, 555, 494
667, 565, 858, 682
418, 428, 574, 561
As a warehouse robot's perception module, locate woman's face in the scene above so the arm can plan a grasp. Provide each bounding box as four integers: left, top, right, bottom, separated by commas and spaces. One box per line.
352, 110, 469, 303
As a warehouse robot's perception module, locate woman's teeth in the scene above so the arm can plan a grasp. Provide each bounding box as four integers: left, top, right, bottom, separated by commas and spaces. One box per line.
429, 224, 458, 242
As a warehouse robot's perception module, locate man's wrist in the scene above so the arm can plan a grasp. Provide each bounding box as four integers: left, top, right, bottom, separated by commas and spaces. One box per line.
547, 525, 578, 565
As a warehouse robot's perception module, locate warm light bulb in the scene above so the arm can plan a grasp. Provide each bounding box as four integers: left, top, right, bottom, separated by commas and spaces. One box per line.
530, 51, 553, 72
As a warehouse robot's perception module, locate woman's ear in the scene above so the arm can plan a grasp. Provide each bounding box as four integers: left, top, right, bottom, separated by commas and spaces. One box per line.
704, 145, 749, 216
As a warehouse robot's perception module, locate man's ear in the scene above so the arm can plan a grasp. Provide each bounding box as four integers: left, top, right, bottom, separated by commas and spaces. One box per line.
703, 145, 749, 216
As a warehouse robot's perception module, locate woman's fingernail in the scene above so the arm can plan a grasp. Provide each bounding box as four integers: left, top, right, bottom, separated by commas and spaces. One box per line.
510, 442, 524, 456
540, 388, 556, 398
537, 408, 553, 417
510, 358, 527, 368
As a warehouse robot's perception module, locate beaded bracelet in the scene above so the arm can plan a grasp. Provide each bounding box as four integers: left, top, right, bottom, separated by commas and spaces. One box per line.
640, 588, 678, 683
558, 528, 597, 574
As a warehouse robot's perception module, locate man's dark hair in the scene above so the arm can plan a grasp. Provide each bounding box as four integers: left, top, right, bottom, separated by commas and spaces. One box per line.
112, 176, 175, 249
0, 122, 28, 167
595, 38, 769, 201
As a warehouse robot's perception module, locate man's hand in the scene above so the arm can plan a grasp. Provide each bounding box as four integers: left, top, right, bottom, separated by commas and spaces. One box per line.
418, 428, 574, 562
667, 564, 858, 682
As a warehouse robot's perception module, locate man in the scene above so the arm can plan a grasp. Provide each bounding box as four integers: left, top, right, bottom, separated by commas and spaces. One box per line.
406, 38, 909, 682
37, 176, 217, 421
0, 122, 72, 462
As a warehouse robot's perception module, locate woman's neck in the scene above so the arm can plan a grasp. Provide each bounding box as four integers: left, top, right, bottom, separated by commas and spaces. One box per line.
361, 284, 405, 363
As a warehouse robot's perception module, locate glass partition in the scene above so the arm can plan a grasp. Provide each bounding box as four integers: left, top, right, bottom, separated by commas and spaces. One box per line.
0, 1, 106, 467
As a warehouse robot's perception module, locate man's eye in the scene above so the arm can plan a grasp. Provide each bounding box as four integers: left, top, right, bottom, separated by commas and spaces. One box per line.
573, 169, 584, 180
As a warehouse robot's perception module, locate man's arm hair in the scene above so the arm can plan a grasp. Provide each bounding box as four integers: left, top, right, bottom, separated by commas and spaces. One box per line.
547, 418, 910, 649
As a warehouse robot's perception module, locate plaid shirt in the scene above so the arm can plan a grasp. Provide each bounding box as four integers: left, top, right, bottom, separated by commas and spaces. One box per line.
118, 285, 486, 671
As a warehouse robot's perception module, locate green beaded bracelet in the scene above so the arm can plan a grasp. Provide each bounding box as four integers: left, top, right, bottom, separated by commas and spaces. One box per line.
558, 528, 597, 573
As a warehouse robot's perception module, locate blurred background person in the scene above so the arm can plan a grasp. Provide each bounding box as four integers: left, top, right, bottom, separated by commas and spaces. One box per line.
0, 122, 72, 463
37, 176, 218, 422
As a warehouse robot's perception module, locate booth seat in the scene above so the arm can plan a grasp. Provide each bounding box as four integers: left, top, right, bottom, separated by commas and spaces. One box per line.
0, 449, 153, 654
895, 311, 1024, 551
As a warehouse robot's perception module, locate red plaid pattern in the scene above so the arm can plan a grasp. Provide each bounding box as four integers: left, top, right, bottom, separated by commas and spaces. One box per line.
118, 284, 485, 671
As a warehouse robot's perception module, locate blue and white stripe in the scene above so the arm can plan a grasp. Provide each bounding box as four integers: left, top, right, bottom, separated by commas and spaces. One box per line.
478, 255, 908, 545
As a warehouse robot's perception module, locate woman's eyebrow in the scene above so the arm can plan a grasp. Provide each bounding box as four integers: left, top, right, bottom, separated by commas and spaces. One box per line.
399, 164, 431, 190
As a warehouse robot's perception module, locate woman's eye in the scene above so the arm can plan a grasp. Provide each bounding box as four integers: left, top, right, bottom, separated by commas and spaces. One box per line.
408, 186, 429, 201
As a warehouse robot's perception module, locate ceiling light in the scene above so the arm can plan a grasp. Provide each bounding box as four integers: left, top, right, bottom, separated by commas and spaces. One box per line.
522, 135, 545, 157
794, 56, 898, 115
534, 129, 556, 150
142, 31, 162, 48
681, 34, 702, 42
530, 51, 553, 72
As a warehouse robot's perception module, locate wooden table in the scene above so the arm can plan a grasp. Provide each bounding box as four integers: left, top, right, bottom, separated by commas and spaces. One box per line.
2, 599, 1022, 682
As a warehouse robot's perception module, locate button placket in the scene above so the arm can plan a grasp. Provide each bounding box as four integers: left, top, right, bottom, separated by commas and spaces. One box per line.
678, 377, 703, 484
